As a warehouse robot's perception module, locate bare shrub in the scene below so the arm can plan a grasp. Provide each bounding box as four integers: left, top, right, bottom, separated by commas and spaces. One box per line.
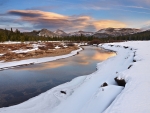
58, 44, 64, 48
38, 46, 48, 50
89, 39, 100, 45
46, 42, 54, 49
26, 46, 33, 49
67, 43, 75, 46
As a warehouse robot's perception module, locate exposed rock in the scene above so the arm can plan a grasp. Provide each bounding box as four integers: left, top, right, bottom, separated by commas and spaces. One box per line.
114, 77, 126, 86
101, 82, 108, 87
128, 65, 132, 69
60, 91, 66, 94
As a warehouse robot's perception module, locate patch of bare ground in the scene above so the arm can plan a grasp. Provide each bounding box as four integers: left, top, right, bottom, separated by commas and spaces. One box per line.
0, 43, 28, 53
0, 42, 79, 62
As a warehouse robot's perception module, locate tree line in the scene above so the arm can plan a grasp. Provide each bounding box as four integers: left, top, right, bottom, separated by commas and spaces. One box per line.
0, 28, 150, 43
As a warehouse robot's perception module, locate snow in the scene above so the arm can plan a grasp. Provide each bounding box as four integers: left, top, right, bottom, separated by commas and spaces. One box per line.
69, 31, 94, 36
0, 41, 150, 113
102, 41, 150, 113
63, 45, 68, 48
12, 48, 38, 53
55, 46, 61, 49
14, 43, 39, 54
0, 41, 22, 44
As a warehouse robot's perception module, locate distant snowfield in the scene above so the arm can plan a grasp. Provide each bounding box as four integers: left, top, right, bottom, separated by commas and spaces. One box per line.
0, 41, 150, 113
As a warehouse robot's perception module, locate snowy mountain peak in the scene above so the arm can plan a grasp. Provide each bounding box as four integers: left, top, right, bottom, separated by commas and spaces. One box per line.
94, 28, 141, 38
97, 28, 140, 33
38, 29, 58, 37
54, 29, 68, 36
69, 31, 94, 36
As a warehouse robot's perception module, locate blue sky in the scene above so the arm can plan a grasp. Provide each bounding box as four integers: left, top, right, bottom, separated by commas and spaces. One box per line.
0, 0, 150, 32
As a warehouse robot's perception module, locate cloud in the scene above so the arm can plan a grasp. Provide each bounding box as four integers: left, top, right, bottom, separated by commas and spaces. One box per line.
8, 10, 67, 19
143, 0, 150, 4
7, 10, 95, 31
79, 0, 150, 14
93, 20, 127, 30
116, 5, 150, 10
114, 8, 150, 15
80, 2, 150, 14
132, 0, 150, 5
7, 10, 127, 32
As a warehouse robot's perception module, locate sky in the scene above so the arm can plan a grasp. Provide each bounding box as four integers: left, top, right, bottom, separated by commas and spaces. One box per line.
0, 0, 150, 32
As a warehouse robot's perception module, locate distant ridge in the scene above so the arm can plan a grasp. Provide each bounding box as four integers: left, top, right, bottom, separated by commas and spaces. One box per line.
1, 27, 144, 38
93, 28, 141, 38
68, 30, 94, 36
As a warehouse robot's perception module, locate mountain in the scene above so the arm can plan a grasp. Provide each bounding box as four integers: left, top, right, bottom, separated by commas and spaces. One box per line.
141, 25, 150, 31
4, 27, 144, 38
24, 29, 58, 37
69, 31, 94, 36
38, 29, 58, 37
94, 28, 141, 38
54, 29, 68, 37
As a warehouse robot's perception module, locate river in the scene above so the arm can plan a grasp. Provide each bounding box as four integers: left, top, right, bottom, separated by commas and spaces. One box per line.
0, 46, 115, 107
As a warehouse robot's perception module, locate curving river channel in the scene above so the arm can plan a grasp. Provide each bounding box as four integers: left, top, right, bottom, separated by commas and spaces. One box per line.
0, 46, 115, 108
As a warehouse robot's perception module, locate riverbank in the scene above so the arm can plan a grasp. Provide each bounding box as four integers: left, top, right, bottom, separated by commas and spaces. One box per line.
0, 46, 82, 70
0, 41, 149, 113
0, 42, 79, 62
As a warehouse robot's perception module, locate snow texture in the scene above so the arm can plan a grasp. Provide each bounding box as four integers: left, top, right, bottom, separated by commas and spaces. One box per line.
0, 41, 150, 113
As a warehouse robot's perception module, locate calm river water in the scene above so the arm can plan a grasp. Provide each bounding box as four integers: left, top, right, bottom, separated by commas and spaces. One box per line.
0, 46, 115, 107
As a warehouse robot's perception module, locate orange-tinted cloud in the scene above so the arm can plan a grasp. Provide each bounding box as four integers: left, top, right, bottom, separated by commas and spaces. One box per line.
8, 10, 95, 31
9, 10, 67, 19
93, 20, 127, 30
8, 10, 94, 31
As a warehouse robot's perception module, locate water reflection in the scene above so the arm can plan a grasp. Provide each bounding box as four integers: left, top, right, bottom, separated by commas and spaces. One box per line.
0, 46, 115, 107
92, 51, 116, 61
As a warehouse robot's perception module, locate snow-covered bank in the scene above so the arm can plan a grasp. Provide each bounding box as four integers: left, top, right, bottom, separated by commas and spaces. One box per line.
0, 41, 150, 113
0, 48, 82, 70
103, 41, 150, 113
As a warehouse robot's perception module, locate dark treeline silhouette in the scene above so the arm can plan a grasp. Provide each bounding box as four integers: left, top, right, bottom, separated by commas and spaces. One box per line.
0, 28, 150, 43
